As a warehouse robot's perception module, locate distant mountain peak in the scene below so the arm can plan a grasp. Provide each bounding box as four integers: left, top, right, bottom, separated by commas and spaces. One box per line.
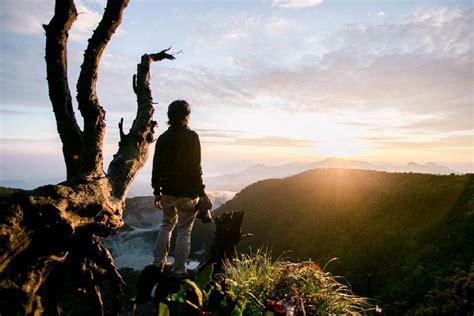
322, 156, 346, 162
204, 158, 462, 192
248, 163, 267, 169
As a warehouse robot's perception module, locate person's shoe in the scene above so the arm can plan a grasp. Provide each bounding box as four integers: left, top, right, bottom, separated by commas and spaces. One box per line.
167, 273, 188, 293
135, 264, 162, 304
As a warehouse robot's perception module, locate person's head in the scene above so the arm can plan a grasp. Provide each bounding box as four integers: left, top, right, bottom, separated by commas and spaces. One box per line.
167, 100, 191, 126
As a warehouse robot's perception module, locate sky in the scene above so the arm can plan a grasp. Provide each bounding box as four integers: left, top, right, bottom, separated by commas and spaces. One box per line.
0, 0, 473, 188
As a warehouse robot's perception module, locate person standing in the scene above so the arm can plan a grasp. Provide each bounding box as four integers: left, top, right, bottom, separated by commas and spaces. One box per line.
151, 100, 212, 278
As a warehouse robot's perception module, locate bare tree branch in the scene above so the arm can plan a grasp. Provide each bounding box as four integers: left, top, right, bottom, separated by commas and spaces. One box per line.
76, 0, 129, 176
107, 49, 175, 200
43, 0, 83, 180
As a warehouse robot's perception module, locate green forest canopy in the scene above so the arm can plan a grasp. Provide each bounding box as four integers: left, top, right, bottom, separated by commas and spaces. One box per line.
217, 169, 474, 313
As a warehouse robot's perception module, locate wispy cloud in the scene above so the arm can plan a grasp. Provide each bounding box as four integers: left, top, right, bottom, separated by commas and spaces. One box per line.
0, 0, 105, 42
408, 7, 463, 26
197, 128, 244, 139
190, 12, 300, 50
171, 7, 473, 118
233, 136, 317, 147
0, 109, 28, 116
190, 11, 261, 48
265, 17, 295, 35
332, 7, 472, 58
0, 0, 53, 35
70, 1, 103, 41
272, 0, 323, 9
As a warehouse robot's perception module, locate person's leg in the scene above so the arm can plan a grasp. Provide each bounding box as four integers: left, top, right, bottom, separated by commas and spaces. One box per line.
172, 196, 199, 276
153, 195, 178, 270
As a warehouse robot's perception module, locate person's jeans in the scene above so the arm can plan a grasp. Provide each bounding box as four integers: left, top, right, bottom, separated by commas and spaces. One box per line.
153, 194, 199, 276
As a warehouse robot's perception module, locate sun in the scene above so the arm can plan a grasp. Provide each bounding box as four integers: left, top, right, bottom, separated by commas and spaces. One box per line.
317, 138, 371, 158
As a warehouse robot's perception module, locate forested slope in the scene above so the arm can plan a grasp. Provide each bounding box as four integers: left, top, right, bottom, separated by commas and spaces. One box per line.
218, 169, 474, 313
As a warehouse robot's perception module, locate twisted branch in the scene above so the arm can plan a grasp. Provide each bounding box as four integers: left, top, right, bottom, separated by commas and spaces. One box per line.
76, 0, 129, 176
43, 0, 83, 180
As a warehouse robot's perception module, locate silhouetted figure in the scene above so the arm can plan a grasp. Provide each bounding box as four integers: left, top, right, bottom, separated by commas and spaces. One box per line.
151, 100, 212, 279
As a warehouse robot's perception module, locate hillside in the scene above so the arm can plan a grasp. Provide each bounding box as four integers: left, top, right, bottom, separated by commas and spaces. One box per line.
205, 157, 461, 191
217, 169, 474, 313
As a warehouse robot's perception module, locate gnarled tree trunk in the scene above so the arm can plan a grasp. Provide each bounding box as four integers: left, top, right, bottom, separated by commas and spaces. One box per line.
0, 0, 174, 314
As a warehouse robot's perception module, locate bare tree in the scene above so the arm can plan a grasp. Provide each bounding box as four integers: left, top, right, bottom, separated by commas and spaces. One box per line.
0, 0, 174, 314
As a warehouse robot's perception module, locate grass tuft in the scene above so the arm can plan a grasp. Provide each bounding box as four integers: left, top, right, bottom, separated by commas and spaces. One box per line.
222, 249, 375, 314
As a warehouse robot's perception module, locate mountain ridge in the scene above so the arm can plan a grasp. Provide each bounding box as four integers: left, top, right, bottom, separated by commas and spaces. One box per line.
205, 157, 461, 191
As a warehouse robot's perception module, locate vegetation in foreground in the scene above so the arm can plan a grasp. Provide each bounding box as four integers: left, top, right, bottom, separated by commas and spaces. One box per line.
138, 250, 374, 315
220, 251, 374, 315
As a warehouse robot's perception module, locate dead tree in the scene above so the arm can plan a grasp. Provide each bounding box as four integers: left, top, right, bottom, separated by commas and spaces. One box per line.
0, 0, 174, 314
197, 212, 251, 273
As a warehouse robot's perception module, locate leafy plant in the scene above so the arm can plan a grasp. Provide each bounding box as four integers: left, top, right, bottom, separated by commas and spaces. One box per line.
155, 249, 373, 315
222, 250, 374, 315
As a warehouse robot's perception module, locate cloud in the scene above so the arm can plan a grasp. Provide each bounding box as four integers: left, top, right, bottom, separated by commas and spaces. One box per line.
0, 48, 50, 108
154, 6, 472, 162
0, 0, 102, 41
365, 134, 473, 151
223, 30, 249, 43
408, 7, 463, 26
185, 7, 472, 115
70, 1, 103, 41
402, 110, 473, 133
265, 18, 294, 35
377, 11, 385, 17
331, 7, 473, 59
0, 109, 28, 116
174, 6, 471, 112
163, 48, 471, 116
197, 128, 244, 139
197, 130, 318, 149
190, 12, 299, 50
190, 12, 261, 48
149, 65, 254, 109
272, 0, 323, 9
0, 0, 53, 35
233, 137, 317, 148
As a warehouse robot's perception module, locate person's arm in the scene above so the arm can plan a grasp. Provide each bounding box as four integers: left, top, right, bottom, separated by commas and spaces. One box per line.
151, 139, 162, 208
193, 133, 206, 197
193, 133, 212, 209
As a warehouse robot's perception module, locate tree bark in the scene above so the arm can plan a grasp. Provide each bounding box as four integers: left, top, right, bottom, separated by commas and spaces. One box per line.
76, 0, 129, 176
0, 0, 174, 314
197, 212, 248, 274
43, 0, 82, 179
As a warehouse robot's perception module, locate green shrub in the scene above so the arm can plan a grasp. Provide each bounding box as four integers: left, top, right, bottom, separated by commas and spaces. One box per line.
222, 250, 375, 315
156, 250, 375, 315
